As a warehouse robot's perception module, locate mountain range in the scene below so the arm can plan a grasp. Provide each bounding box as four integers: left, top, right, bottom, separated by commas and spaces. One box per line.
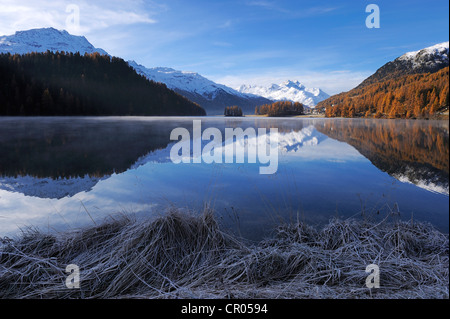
0, 28, 270, 114
237, 80, 329, 108
0, 28, 331, 114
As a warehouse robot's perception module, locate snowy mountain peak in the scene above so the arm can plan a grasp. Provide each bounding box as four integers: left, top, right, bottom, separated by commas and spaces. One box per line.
0, 27, 108, 55
237, 80, 329, 108
397, 41, 449, 69
282, 80, 305, 90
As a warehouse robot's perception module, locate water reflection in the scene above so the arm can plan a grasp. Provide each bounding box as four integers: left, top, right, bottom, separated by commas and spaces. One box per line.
0, 117, 176, 179
0, 117, 448, 239
316, 119, 449, 195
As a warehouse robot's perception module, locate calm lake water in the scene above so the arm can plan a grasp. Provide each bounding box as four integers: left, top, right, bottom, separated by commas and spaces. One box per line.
0, 117, 448, 240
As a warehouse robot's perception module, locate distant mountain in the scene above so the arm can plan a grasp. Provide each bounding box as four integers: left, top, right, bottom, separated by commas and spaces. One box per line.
356, 41, 449, 88
0, 28, 271, 115
0, 27, 108, 55
237, 80, 329, 108
318, 41, 449, 118
128, 61, 272, 115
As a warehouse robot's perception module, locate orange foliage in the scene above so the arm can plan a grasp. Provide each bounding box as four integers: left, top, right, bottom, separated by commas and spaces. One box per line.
255, 101, 304, 117
319, 67, 449, 119
317, 119, 449, 175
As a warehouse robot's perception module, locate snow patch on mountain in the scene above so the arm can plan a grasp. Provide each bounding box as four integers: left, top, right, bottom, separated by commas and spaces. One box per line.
237, 80, 329, 107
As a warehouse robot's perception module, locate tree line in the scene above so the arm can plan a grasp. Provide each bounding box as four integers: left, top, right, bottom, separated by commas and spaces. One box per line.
0, 51, 206, 116
255, 101, 304, 117
318, 67, 449, 119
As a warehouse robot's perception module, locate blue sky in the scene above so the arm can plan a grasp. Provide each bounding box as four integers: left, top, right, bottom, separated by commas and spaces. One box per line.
0, 0, 448, 94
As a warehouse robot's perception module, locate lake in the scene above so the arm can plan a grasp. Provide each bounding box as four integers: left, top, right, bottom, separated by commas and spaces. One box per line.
0, 117, 448, 241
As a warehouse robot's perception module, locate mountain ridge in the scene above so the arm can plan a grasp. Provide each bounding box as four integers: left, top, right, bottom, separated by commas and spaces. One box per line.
356, 41, 449, 89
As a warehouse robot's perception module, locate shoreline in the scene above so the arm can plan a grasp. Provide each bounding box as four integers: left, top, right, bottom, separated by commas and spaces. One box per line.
1, 209, 448, 299
1, 113, 448, 120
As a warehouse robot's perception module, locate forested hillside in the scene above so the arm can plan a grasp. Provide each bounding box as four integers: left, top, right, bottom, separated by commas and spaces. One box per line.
0, 51, 206, 116
318, 42, 449, 119
319, 67, 448, 118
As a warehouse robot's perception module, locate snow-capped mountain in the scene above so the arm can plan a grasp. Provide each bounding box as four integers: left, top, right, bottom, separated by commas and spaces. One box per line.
237, 80, 329, 108
0, 27, 108, 55
357, 41, 449, 88
0, 28, 272, 115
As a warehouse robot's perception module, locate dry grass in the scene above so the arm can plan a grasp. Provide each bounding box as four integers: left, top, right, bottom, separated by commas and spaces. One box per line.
0, 209, 448, 299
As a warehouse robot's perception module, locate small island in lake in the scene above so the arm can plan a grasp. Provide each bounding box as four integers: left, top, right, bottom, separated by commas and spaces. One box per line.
224, 105, 244, 116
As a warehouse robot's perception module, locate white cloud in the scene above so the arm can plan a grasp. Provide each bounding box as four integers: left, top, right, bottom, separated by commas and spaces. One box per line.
0, 0, 156, 36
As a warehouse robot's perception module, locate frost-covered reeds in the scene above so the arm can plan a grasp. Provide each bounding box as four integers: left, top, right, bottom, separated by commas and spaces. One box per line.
0, 209, 448, 299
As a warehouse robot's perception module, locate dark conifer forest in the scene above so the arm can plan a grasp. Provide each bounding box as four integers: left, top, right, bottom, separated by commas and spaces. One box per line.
0, 51, 206, 116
